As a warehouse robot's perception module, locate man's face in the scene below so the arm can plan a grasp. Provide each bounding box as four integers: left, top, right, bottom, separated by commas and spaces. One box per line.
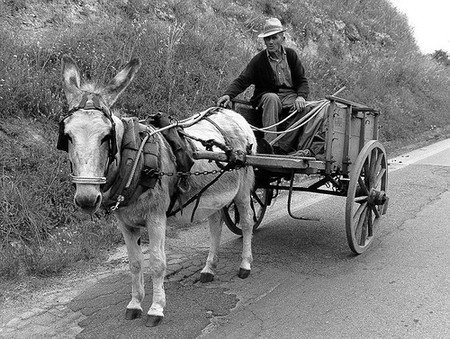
263, 33, 284, 53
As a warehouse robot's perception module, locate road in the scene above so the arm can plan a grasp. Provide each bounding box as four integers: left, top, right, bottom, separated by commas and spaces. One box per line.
1, 139, 449, 338
200, 139, 450, 339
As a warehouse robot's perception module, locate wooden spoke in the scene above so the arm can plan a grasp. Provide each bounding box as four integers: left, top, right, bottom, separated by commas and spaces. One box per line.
253, 191, 265, 208
354, 196, 368, 203
359, 209, 369, 246
368, 149, 377, 184
357, 176, 370, 195
222, 188, 271, 235
356, 205, 367, 234
353, 201, 367, 225
374, 152, 384, 173
373, 168, 386, 189
371, 204, 381, 218
367, 209, 374, 237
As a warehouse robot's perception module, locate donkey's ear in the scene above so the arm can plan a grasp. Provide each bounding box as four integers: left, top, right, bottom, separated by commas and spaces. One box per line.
103, 58, 141, 106
61, 55, 82, 107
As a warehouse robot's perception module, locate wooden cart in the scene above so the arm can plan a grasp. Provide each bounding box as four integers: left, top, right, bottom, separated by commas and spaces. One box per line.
194, 95, 389, 254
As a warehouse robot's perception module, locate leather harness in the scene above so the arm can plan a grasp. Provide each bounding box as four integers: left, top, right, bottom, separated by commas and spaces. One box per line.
58, 99, 247, 218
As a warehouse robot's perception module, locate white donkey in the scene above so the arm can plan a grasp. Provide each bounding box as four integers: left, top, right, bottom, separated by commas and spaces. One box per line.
58, 55, 256, 326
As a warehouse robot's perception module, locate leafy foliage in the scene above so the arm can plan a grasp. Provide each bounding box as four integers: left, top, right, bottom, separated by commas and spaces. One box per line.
1, 0, 450, 279
432, 50, 450, 66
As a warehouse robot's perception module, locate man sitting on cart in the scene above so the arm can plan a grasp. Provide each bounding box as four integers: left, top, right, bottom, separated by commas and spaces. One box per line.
216, 17, 310, 155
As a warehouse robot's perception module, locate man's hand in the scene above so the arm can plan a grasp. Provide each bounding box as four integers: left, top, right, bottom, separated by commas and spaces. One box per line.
217, 95, 231, 108
294, 96, 306, 112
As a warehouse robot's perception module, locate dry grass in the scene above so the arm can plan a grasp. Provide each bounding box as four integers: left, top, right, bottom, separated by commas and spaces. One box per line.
1, 0, 449, 280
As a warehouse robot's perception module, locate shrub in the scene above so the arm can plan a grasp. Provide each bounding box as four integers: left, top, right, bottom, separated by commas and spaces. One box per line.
1, 0, 450, 281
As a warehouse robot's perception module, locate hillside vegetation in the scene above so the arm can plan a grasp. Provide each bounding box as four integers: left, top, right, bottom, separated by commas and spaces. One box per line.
1, 0, 450, 281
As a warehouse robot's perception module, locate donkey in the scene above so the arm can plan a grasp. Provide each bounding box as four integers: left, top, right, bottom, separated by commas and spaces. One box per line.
58, 55, 256, 327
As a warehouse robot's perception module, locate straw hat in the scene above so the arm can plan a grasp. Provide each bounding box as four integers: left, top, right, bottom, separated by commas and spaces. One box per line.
258, 18, 286, 38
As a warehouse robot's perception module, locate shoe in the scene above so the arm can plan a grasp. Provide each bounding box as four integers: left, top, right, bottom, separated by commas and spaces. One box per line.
257, 138, 274, 154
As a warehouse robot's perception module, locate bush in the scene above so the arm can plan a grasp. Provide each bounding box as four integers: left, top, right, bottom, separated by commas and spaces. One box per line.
1, 0, 450, 280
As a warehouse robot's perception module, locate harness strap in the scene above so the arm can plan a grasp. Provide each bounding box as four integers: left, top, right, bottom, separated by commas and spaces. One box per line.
166, 162, 235, 219
179, 109, 236, 170
108, 107, 244, 215
64, 92, 118, 164
166, 108, 247, 218
78, 93, 89, 109
106, 120, 160, 211
203, 116, 232, 147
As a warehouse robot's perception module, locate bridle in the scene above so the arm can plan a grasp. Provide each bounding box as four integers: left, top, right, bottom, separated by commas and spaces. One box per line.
57, 92, 118, 185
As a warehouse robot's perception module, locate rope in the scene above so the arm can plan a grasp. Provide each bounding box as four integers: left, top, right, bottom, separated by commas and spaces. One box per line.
254, 100, 327, 132
268, 100, 329, 145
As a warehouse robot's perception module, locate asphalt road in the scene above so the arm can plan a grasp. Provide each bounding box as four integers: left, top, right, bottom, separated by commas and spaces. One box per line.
1, 140, 449, 339
200, 140, 450, 339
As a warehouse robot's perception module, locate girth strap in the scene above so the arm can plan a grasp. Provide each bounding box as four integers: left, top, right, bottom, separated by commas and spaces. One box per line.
166, 161, 235, 220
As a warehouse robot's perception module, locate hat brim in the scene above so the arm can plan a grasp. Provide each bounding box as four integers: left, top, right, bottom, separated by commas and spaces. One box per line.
258, 28, 286, 38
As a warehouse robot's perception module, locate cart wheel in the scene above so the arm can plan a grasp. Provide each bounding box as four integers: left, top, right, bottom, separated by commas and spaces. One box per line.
346, 140, 388, 254
222, 188, 271, 235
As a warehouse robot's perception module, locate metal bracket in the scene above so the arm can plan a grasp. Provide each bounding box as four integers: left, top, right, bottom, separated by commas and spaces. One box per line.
286, 170, 319, 221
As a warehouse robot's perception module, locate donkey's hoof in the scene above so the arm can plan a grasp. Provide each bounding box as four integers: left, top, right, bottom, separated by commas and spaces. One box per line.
238, 268, 251, 279
125, 308, 142, 320
200, 272, 215, 283
146, 315, 163, 327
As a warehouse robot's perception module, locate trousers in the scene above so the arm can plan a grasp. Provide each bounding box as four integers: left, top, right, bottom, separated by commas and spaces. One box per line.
258, 90, 306, 153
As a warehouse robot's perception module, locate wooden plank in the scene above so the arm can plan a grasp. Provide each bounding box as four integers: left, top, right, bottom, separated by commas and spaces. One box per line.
373, 112, 379, 140
325, 101, 335, 173
193, 151, 326, 170
326, 95, 377, 113
342, 105, 352, 175
359, 111, 366, 152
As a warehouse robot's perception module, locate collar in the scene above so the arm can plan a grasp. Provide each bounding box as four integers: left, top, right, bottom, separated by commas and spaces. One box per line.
266, 45, 286, 61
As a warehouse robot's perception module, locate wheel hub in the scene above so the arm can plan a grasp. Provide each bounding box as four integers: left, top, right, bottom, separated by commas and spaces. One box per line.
368, 188, 387, 205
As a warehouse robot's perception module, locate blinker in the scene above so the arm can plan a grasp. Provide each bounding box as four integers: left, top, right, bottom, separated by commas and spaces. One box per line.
57, 119, 69, 152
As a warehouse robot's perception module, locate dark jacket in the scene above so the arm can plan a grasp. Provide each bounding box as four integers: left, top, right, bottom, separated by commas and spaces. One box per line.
224, 47, 309, 106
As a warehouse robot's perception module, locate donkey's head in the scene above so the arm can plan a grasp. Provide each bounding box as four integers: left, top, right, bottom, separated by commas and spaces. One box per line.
59, 55, 141, 213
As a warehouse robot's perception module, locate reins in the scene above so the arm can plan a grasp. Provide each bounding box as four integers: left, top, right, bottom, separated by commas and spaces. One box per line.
250, 87, 346, 143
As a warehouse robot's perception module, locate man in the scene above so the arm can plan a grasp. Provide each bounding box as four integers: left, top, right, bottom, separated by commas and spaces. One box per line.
217, 18, 310, 154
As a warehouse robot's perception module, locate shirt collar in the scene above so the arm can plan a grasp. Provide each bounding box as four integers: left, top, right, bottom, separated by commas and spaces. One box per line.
266, 45, 286, 61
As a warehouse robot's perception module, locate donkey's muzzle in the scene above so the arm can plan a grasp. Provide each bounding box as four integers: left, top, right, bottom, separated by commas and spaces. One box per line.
74, 191, 102, 214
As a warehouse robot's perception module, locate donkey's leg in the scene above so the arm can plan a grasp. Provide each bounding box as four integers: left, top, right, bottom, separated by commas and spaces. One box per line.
145, 215, 167, 327
117, 222, 145, 320
234, 192, 253, 279
200, 211, 223, 283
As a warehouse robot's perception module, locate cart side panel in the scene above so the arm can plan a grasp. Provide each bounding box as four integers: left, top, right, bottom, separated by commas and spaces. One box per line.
327, 103, 378, 175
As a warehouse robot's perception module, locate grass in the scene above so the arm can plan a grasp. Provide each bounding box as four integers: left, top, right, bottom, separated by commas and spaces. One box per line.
0, 118, 122, 280
1, 0, 450, 282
